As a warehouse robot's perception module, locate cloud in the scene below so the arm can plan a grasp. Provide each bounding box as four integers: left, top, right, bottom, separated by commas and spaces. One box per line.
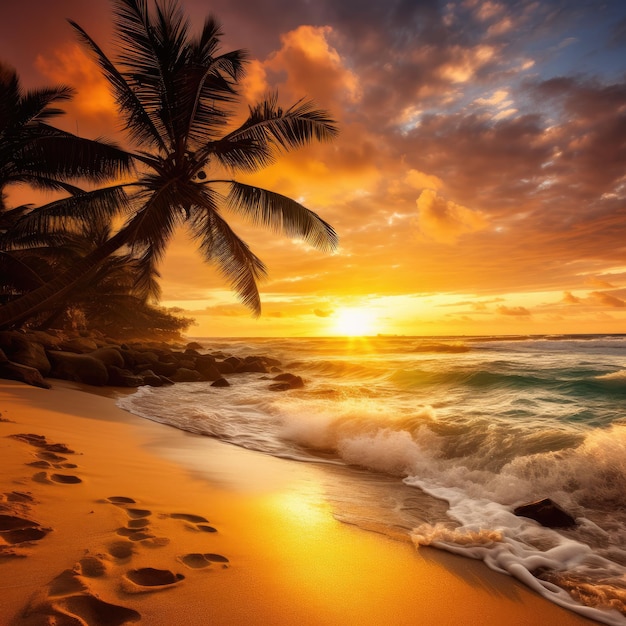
584, 277, 616, 289
314, 308, 333, 317
35, 44, 117, 121
590, 291, 626, 308
406, 169, 443, 191
497, 305, 531, 316
265, 25, 361, 111
562, 291, 581, 304
416, 189, 488, 243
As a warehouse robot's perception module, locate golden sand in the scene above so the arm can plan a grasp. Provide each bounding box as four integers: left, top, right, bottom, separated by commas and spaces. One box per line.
0, 380, 597, 625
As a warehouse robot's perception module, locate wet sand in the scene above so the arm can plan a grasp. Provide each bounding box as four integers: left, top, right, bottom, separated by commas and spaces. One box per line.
0, 379, 599, 625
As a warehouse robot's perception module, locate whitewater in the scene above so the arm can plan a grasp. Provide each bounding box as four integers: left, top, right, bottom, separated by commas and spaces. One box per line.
117, 334, 626, 625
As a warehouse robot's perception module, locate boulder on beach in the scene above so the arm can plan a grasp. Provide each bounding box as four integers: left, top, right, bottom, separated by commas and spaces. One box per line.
60, 337, 99, 353
0, 350, 51, 389
171, 368, 202, 382
90, 347, 125, 369
513, 498, 576, 528
47, 351, 109, 386
107, 366, 144, 387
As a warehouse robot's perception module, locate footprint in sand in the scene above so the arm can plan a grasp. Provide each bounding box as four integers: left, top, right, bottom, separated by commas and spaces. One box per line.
10, 433, 74, 455
122, 567, 184, 593
32, 471, 82, 485
36, 451, 67, 462
108, 541, 134, 560
127, 518, 150, 529
116, 528, 155, 542
180, 552, 230, 569
106, 496, 136, 505
23, 568, 140, 625
125, 508, 151, 519
50, 594, 141, 625
1, 491, 34, 504
169, 512, 217, 532
0, 513, 50, 545
77, 555, 109, 578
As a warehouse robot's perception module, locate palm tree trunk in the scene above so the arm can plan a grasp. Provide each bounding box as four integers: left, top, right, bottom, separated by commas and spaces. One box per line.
0, 229, 130, 329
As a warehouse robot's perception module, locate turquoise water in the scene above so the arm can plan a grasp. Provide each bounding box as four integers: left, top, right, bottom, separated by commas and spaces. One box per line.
118, 335, 626, 624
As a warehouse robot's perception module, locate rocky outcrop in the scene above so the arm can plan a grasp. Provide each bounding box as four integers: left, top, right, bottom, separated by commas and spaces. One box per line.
47, 351, 109, 386
513, 498, 576, 528
0, 330, 300, 393
0, 349, 50, 389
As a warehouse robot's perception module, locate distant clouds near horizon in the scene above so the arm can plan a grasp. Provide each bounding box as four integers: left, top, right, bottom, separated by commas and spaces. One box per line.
1, 0, 626, 336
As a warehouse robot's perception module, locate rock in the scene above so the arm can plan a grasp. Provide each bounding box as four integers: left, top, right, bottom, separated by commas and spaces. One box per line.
177, 358, 196, 370
90, 347, 125, 368
195, 356, 221, 381
224, 356, 243, 369
48, 351, 109, 386
268, 382, 292, 391
215, 360, 235, 374
236, 359, 268, 374
186, 341, 204, 350
211, 377, 230, 387
150, 360, 179, 377
10, 337, 51, 376
140, 370, 164, 387
170, 368, 202, 382
0, 360, 51, 388
106, 366, 143, 387
158, 375, 175, 385
271, 372, 304, 389
27, 330, 64, 349
60, 337, 99, 353
513, 498, 576, 528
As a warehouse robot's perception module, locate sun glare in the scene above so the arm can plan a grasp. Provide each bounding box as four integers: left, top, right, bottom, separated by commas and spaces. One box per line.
333, 307, 376, 336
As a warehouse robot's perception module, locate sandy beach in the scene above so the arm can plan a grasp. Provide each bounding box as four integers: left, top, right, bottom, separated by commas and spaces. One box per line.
0, 379, 599, 626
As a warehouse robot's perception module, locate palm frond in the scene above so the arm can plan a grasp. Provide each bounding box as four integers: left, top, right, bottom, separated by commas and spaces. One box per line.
190, 206, 267, 315
8, 185, 131, 240
222, 94, 339, 153
3, 174, 84, 195
69, 19, 168, 151
120, 179, 181, 258
225, 181, 338, 252
14, 130, 132, 183
129, 243, 162, 300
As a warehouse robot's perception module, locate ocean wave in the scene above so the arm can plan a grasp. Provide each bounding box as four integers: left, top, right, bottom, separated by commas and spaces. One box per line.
118, 334, 626, 623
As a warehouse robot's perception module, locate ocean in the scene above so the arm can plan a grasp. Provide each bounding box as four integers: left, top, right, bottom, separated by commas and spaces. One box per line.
117, 335, 626, 625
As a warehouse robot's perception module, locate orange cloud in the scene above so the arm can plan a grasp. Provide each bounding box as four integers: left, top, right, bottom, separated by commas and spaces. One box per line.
562, 291, 582, 304
590, 292, 626, 308
266, 25, 361, 111
406, 169, 443, 191
35, 44, 117, 121
416, 189, 488, 243
497, 305, 531, 316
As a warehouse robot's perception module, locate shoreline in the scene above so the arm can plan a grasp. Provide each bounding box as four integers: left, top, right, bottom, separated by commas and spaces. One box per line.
0, 380, 599, 625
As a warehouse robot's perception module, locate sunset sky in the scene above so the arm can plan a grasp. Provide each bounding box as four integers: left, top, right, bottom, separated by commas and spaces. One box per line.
1, 0, 626, 337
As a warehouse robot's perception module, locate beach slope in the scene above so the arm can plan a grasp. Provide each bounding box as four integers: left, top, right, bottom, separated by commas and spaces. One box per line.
0, 380, 597, 625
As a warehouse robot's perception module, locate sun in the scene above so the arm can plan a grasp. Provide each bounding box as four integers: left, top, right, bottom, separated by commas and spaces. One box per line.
333, 307, 376, 336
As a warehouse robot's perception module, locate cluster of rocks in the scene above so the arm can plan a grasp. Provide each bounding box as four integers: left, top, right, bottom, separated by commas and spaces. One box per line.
0, 330, 304, 392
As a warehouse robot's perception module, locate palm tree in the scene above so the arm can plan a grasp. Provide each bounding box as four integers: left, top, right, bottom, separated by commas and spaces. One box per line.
0, 61, 131, 214
0, 61, 132, 313
0, 0, 338, 330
